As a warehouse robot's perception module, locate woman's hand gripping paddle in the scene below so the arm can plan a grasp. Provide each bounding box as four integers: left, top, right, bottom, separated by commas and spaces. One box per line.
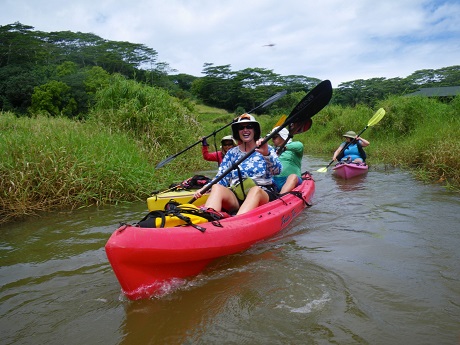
275, 118, 312, 155
155, 90, 287, 169
189, 80, 333, 204
316, 108, 386, 173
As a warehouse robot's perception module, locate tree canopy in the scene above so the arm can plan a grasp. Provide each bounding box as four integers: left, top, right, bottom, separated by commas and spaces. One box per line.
1, 22, 459, 118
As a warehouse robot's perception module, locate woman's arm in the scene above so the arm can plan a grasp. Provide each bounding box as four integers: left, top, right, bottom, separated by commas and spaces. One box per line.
332, 143, 345, 161
202, 146, 221, 162
358, 137, 370, 147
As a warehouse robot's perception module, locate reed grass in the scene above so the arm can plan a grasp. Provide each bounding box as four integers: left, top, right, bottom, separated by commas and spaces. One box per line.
1, 113, 151, 223
0, 76, 205, 224
304, 95, 460, 189
2, 88, 458, 225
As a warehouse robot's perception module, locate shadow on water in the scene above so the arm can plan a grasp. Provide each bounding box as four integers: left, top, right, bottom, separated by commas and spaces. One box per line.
1, 156, 460, 344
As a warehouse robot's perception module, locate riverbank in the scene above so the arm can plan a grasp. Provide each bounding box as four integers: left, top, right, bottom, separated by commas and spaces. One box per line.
0, 76, 205, 224
1, 88, 459, 225
300, 95, 460, 189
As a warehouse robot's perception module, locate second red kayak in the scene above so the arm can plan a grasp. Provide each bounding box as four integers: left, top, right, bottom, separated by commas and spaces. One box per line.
332, 162, 368, 179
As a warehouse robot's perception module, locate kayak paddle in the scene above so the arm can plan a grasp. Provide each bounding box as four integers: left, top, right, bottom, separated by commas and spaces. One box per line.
276, 118, 312, 155
317, 107, 386, 173
189, 80, 332, 203
273, 114, 287, 128
155, 90, 287, 169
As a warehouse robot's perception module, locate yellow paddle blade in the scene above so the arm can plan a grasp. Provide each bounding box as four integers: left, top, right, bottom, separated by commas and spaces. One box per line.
317, 167, 328, 173
273, 114, 287, 128
368, 108, 385, 127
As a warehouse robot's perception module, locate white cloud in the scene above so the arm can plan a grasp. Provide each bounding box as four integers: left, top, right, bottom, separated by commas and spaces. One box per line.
1, 0, 459, 87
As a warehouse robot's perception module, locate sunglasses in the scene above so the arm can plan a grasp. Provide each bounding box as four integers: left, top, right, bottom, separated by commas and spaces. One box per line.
222, 142, 234, 146
238, 124, 254, 130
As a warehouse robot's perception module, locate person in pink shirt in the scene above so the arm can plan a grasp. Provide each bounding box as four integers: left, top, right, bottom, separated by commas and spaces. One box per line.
201, 135, 236, 165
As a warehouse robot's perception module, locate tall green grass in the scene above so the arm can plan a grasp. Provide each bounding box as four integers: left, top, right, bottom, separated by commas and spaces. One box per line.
0, 113, 154, 223
2, 87, 459, 225
376, 95, 460, 187
0, 76, 206, 224
303, 96, 460, 189
89, 74, 200, 164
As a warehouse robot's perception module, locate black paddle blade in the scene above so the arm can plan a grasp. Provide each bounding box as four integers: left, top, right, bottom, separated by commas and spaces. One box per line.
155, 155, 175, 169
250, 90, 287, 112
290, 118, 312, 135
286, 80, 332, 125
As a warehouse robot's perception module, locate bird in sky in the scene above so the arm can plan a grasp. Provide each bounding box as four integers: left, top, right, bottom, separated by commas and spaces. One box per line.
262, 43, 276, 47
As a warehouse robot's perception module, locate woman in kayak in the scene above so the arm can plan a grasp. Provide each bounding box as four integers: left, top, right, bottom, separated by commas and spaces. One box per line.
270, 126, 304, 194
194, 113, 282, 215
332, 131, 369, 163
200, 135, 236, 165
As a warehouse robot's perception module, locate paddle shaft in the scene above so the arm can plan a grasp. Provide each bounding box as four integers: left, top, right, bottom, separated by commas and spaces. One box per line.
188, 80, 332, 203
155, 90, 287, 169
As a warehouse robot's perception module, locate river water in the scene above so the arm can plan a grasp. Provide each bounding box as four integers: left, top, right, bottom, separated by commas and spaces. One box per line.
1, 156, 459, 345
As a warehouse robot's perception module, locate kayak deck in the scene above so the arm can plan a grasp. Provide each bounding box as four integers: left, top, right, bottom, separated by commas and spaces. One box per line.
332, 162, 368, 179
147, 189, 208, 211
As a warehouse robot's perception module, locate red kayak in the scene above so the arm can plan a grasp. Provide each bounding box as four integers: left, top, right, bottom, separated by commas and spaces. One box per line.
332, 162, 368, 179
105, 173, 315, 300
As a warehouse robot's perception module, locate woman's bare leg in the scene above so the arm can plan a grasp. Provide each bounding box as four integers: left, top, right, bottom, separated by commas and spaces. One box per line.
237, 187, 269, 215
205, 184, 239, 212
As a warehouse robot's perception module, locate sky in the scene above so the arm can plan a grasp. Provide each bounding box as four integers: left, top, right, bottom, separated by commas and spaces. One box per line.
1, 0, 460, 87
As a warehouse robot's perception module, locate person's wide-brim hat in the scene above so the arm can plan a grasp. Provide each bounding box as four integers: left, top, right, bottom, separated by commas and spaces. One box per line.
221, 135, 237, 146
231, 113, 261, 141
343, 131, 357, 138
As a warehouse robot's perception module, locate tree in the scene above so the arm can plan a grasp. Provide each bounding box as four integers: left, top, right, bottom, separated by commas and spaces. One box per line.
30, 80, 76, 117
191, 63, 240, 110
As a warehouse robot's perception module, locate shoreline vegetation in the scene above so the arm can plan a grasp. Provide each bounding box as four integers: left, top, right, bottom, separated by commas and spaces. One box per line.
1, 80, 459, 225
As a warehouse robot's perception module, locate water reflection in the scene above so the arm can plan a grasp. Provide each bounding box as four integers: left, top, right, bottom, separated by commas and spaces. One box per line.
333, 174, 368, 192
1, 157, 460, 345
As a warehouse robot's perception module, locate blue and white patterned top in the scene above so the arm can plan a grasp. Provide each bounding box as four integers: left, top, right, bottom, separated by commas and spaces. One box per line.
213, 146, 282, 187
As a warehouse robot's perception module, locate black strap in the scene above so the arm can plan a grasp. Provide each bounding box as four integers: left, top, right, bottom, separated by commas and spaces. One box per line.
137, 210, 166, 228
236, 166, 248, 199
278, 190, 312, 207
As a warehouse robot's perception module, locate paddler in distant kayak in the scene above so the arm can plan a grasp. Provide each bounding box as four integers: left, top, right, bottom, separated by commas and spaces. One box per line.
332, 131, 369, 163
200, 135, 237, 165
194, 113, 282, 215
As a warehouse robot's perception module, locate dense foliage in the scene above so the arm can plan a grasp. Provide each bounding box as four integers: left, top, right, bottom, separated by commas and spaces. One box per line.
0, 78, 202, 224
1, 22, 459, 224
301, 96, 460, 189
1, 22, 460, 118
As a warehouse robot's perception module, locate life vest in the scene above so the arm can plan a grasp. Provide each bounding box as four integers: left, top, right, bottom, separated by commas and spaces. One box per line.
337, 142, 367, 162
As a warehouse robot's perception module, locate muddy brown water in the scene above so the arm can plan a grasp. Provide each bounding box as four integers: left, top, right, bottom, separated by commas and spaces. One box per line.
1, 156, 459, 345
